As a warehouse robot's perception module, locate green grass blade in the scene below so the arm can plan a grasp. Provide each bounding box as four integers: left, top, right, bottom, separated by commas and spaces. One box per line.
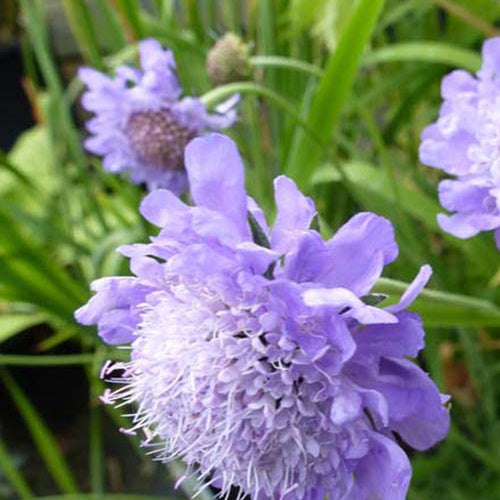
374, 278, 500, 327
61, 0, 104, 69
364, 41, 481, 72
0, 437, 33, 499
0, 354, 95, 366
284, 0, 386, 188
88, 351, 104, 494
115, 0, 144, 39
250, 55, 322, 77
0, 368, 79, 494
0, 313, 45, 344
94, 1, 128, 51
311, 161, 499, 274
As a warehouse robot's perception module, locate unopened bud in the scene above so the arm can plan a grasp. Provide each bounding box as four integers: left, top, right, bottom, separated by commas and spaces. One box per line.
207, 33, 252, 86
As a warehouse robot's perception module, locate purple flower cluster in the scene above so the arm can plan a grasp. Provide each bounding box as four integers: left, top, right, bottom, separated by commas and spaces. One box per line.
76, 134, 449, 500
79, 39, 237, 192
420, 37, 500, 248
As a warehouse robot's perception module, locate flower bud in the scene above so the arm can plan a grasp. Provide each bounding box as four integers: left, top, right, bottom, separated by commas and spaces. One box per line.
207, 33, 252, 86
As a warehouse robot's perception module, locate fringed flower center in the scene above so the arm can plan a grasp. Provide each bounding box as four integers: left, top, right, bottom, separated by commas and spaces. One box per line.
126, 109, 196, 170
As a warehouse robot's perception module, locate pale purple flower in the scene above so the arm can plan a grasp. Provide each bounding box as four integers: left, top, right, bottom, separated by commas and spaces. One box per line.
420, 37, 500, 248
76, 134, 450, 500
79, 39, 237, 192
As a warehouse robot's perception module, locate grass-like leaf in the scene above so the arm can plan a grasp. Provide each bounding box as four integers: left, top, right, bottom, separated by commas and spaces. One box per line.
0, 369, 79, 494
284, 0, 386, 188
0, 437, 33, 499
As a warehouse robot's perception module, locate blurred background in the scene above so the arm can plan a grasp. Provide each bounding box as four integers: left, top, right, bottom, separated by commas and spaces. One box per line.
0, 1, 499, 499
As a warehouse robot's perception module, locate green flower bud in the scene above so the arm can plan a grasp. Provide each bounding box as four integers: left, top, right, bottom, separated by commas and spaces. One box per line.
207, 33, 252, 86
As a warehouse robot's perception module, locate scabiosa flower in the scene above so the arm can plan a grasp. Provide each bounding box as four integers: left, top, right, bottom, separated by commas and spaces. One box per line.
79, 39, 237, 192
420, 37, 500, 248
76, 134, 450, 500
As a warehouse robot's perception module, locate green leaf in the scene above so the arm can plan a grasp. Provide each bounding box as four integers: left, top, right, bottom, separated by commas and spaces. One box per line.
288, 0, 359, 50
0, 313, 45, 344
374, 278, 500, 327
115, 0, 144, 38
3, 126, 55, 208
61, 0, 104, 69
364, 41, 481, 72
284, 0, 386, 188
0, 369, 79, 494
312, 161, 439, 227
0, 354, 95, 366
312, 161, 499, 273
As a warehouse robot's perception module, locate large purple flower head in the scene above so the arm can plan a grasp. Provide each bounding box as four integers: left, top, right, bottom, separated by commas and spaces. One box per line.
420, 37, 500, 248
79, 39, 237, 192
76, 134, 449, 500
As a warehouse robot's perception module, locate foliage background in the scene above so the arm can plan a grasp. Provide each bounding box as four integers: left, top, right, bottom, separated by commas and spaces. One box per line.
0, 0, 500, 499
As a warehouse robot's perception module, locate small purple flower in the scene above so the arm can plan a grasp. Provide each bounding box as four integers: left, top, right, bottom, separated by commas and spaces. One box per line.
79, 39, 237, 192
76, 134, 450, 500
420, 37, 500, 248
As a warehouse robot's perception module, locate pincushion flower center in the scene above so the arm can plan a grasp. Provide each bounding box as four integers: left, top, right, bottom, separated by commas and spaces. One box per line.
126, 109, 196, 170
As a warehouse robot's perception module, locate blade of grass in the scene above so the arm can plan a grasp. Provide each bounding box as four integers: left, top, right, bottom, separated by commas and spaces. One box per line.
250, 55, 322, 77
428, 0, 500, 37
19, 0, 85, 168
364, 41, 481, 72
61, 0, 104, 69
0, 437, 33, 499
88, 350, 104, 494
94, 0, 128, 51
114, 0, 144, 39
0, 354, 95, 366
374, 278, 500, 327
448, 427, 500, 474
311, 161, 499, 275
0, 312, 45, 344
0, 368, 79, 494
285, 0, 386, 188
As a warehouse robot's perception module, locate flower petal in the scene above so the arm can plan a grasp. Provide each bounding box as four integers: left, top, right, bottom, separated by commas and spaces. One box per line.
140, 189, 190, 228
303, 287, 398, 325
367, 357, 450, 450
347, 432, 411, 500
320, 213, 398, 296
386, 265, 432, 313
185, 134, 250, 242
271, 176, 316, 252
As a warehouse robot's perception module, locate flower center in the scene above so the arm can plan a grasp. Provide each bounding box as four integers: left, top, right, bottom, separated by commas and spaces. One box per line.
125, 109, 196, 170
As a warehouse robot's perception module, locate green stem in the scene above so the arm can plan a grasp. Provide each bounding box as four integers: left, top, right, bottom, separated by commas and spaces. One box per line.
251, 55, 322, 77
201, 82, 323, 147
0, 354, 94, 366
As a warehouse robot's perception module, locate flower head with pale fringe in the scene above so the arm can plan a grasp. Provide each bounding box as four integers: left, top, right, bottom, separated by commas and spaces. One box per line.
79, 39, 237, 192
77, 134, 449, 500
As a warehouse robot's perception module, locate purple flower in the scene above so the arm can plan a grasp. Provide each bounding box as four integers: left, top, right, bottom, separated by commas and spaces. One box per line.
76, 134, 450, 500
79, 39, 237, 192
419, 37, 500, 248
